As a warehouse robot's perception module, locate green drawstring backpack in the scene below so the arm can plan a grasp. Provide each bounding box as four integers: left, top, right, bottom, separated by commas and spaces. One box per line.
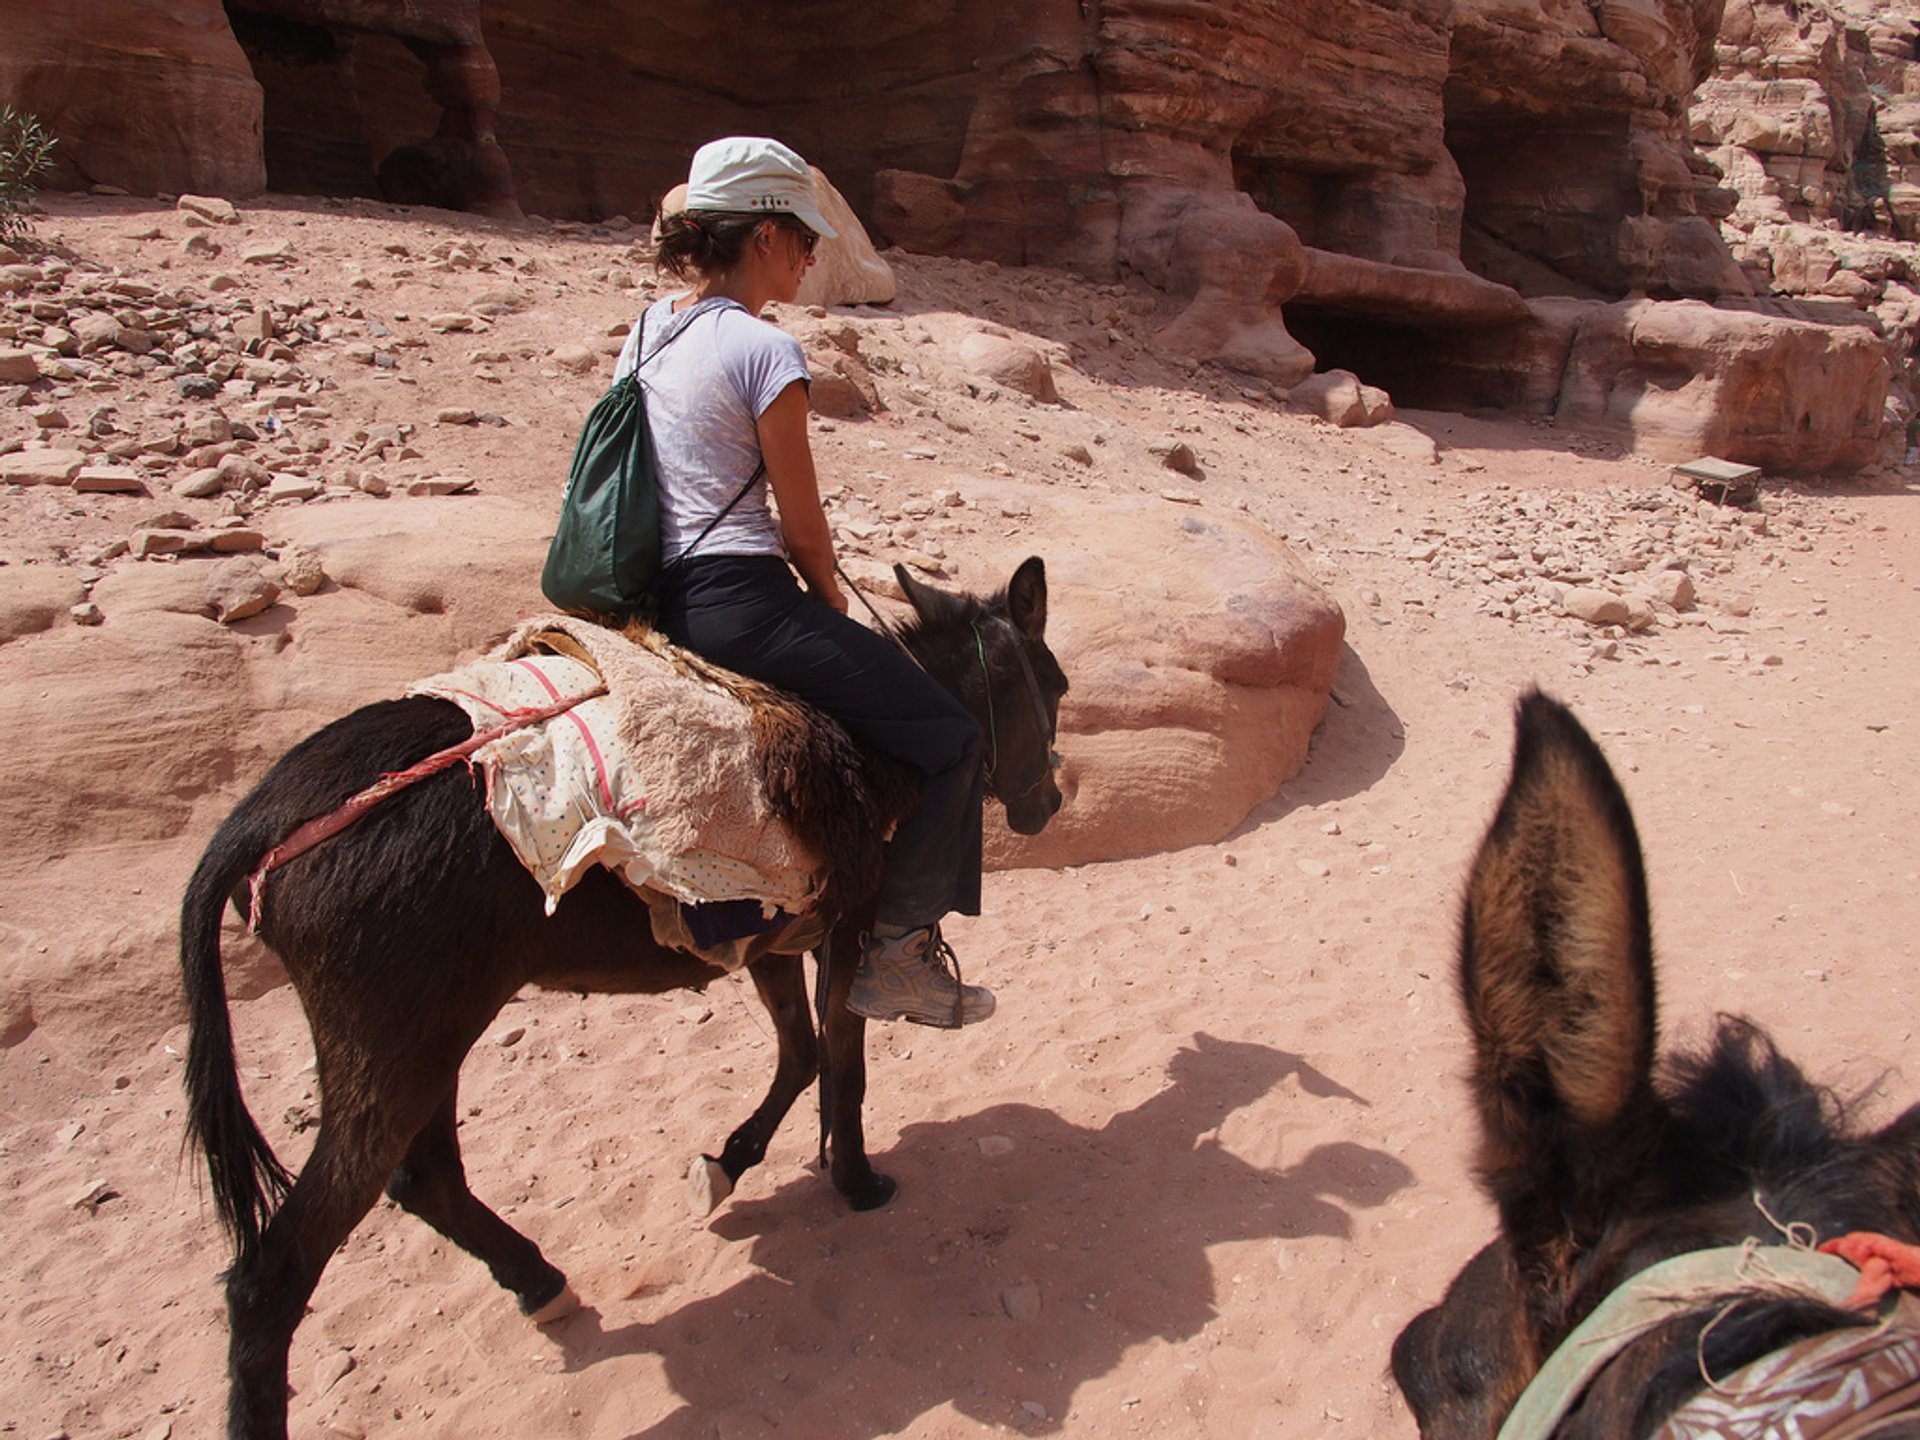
540, 299, 759, 621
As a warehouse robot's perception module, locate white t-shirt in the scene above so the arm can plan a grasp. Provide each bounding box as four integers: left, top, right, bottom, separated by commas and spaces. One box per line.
610, 295, 810, 562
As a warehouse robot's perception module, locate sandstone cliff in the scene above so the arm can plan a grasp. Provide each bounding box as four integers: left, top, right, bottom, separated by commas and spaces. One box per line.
1, 0, 1908, 470
1693, 0, 1920, 437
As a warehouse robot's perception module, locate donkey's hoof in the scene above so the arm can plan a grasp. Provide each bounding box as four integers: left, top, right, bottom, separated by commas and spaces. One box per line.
528, 1283, 581, 1325
846, 1170, 897, 1212
686, 1154, 733, 1217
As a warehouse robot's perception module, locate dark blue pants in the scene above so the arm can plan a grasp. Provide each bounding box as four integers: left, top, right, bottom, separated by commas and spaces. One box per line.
657, 554, 983, 926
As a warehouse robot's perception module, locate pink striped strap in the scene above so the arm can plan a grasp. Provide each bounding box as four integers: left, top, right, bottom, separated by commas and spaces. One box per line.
246, 687, 606, 931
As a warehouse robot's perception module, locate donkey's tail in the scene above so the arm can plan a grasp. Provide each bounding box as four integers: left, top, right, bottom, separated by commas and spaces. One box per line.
180, 814, 293, 1260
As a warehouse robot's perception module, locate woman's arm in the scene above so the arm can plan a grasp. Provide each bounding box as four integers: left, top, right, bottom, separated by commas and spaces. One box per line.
757, 379, 847, 612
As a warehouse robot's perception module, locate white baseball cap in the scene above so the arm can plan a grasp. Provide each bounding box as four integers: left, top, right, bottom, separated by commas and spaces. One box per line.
683, 136, 839, 240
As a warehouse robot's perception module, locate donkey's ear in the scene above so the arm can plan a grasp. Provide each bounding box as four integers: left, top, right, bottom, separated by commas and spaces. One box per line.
1006, 556, 1047, 642
894, 563, 968, 628
1461, 691, 1658, 1253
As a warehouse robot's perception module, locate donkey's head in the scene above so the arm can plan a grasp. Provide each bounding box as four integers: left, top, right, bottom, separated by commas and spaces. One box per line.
896, 556, 1066, 836
1392, 692, 1920, 1440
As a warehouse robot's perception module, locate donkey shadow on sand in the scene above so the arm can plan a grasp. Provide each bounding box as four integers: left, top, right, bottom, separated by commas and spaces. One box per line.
529, 1034, 1414, 1439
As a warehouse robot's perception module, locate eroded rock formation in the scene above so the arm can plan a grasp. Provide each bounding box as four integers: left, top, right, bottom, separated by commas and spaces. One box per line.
1692, 0, 1920, 434
0, 0, 264, 198
4, 0, 1909, 469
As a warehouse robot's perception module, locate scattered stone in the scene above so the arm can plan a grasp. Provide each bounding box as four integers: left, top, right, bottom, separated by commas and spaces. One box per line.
0, 347, 40, 383
0, 449, 86, 486
1646, 569, 1695, 610
177, 194, 239, 225
180, 232, 220, 259
957, 332, 1061, 403
31, 407, 69, 430
203, 529, 266, 554
241, 238, 293, 265
130, 528, 199, 558
207, 558, 281, 623
70, 1179, 113, 1211
428, 313, 476, 333
279, 546, 326, 595
174, 374, 221, 400
1152, 440, 1200, 475
72, 466, 148, 495
1001, 1282, 1043, 1322
1290, 369, 1394, 427
311, 1350, 356, 1396
435, 407, 477, 426
495, 1026, 527, 1048
1562, 587, 1630, 625
549, 343, 599, 375
977, 1134, 1016, 1158
265, 475, 325, 503
407, 475, 475, 496
237, 309, 275, 344
172, 470, 224, 503
70, 602, 103, 626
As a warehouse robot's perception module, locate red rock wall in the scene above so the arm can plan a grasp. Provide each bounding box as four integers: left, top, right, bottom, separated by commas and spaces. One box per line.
0, 0, 265, 197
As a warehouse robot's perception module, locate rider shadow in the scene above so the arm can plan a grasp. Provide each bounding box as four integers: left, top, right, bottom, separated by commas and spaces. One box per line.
553, 1032, 1410, 1438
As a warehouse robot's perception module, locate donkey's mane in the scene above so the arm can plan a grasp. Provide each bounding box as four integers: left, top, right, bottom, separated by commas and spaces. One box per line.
1657, 1015, 1852, 1193
1579, 1015, 1920, 1438
894, 586, 999, 655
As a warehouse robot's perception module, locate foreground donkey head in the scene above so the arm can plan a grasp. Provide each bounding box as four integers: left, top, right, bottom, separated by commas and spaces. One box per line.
1393, 691, 1920, 1439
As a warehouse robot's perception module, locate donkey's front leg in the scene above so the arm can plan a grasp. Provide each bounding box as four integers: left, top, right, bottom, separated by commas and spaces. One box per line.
818, 923, 896, 1211
686, 952, 821, 1216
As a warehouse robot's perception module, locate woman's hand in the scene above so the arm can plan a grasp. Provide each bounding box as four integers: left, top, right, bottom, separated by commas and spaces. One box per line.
809, 575, 850, 613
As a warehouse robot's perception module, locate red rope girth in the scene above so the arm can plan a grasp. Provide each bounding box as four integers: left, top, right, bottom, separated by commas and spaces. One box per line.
246, 686, 608, 931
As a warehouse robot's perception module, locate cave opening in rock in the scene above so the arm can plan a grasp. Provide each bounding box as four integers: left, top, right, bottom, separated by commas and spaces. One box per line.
224, 4, 439, 201
1283, 306, 1522, 412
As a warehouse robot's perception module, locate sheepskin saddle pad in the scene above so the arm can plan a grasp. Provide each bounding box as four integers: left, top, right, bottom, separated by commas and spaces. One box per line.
410, 614, 906, 969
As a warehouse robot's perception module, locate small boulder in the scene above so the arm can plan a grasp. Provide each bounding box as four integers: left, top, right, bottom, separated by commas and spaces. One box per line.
1645, 569, 1695, 610
0, 449, 86, 486
957, 332, 1060, 403
1561, 587, 1630, 625
1290, 370, 1395, 428
206, 558, 281, 624
72, 467, 148, 495
177, 195, 239, 225
278, 546, 326, 595
0, 348, 41, 384
549, 344, 599, 376
1151, 440, 1200, 476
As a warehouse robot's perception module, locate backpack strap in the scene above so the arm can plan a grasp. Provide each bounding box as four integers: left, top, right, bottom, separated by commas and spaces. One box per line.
625, 295, 767, 572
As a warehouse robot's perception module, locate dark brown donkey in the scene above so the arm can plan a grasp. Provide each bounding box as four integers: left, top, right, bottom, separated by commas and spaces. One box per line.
1393, 692, 1920, 1440
182, 558, 1066, 1440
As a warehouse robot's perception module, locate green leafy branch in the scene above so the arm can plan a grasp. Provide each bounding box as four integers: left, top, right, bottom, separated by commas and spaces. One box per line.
0, 107, 58, 245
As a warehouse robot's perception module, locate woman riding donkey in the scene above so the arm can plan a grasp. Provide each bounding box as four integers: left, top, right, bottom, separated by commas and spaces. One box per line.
612, 135, 993, 1027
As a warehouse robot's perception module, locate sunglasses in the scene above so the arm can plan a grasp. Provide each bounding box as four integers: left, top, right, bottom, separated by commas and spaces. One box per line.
769, 220, 818, 257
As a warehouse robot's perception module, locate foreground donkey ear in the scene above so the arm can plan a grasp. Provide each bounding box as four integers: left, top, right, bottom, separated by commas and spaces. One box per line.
1462, 690, 1658, 1260
1006, 556, 1047, 641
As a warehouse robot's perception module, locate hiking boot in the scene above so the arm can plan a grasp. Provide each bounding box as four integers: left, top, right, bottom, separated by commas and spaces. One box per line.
847, 925, 995, 1028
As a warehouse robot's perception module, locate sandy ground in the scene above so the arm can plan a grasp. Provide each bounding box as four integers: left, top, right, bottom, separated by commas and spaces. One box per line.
2, 194, 1918, 1440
